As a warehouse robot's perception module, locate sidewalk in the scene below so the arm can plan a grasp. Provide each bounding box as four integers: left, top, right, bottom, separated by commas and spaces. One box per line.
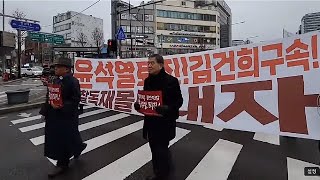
0, 78, 46, 115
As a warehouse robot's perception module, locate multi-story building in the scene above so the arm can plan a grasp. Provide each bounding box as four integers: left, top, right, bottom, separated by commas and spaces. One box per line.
301, 12, 320, 34
112, 0, 156, 58
52, 11, 104, 47
111, 0, 231, 57
216, 0, 232, 48
155, 0, 222, 55
24, 39, 52, 65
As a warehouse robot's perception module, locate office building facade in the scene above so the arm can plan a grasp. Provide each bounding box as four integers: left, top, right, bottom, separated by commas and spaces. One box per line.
301, 12, 320, 34
53, 11, 103, 47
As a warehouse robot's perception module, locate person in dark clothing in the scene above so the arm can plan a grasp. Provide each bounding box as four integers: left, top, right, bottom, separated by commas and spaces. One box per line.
42, 58, 87, 178
134, 54, 183, 180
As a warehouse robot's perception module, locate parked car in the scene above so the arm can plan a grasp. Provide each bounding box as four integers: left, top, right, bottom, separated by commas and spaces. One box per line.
23, 67, 43, 77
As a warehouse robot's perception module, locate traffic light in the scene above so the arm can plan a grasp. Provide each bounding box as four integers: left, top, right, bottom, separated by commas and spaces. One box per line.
107, 39, 117, 52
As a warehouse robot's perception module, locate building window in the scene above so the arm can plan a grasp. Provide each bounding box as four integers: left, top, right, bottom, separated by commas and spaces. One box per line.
67, 12, 71, 19
157, 10, 216, 22
157, 10, 163, 17
145, 26, 154, 33
137, 26, 143, 33
121, 14, 128, 20
145, 15, 154, 21
157, 23, 165, 30
182, 1, 186, 6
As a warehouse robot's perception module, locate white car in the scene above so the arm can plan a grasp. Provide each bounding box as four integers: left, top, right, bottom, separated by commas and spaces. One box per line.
23, 67, 43, 77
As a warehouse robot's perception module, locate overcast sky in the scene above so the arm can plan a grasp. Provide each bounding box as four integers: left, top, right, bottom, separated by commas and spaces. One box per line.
1, 0, 320, 44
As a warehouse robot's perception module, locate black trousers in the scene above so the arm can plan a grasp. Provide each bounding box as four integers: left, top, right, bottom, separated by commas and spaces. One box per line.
149, 138, 170, 177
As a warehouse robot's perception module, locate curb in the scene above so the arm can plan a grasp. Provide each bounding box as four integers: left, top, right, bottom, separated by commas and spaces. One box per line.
0, 102, 44, 115
0, 77, 27, 86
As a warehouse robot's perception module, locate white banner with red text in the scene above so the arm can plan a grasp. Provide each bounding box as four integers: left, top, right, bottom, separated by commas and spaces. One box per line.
74, 31, 320, 140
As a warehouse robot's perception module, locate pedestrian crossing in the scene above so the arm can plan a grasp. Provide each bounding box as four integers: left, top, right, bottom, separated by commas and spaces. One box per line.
8, 106, 320, 180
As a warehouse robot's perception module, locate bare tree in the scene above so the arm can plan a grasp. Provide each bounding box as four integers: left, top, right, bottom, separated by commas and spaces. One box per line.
77, 31, 88, 47
12, 9, 26, 19
91, 27, 104, 54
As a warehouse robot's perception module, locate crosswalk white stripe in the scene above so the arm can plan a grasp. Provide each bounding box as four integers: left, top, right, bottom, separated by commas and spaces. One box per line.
82, 128, 190, 180
48, 120, 145, 165
253, 132, 280, 145
30, 113, 131, 145
186, 139, 243, 180
79, 109, 109, 118
287, 157, 320, 180
11, 109, 109, 127
0, 94, 7, 99
19, 122, 45, 132
11, 115, 42, 124
83, 105, 93, 110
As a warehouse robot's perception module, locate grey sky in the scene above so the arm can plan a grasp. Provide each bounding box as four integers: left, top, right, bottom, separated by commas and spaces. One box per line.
1, 0, 320, 44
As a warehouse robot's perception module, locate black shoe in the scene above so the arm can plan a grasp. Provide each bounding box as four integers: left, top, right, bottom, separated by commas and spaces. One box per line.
74, 143, 87, 159
48, 166, 68, 178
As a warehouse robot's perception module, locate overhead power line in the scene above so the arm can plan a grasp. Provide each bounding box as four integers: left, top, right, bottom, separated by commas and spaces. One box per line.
42, 0, 101, 28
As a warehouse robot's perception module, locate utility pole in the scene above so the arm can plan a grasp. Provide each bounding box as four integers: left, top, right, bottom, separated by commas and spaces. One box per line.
0, 13, 40, 78
129, 0, 133, 58
17, 29, 21, 78
1, 0, 5, 74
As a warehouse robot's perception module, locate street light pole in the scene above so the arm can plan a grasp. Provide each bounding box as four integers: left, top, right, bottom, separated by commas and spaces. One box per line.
2, 0, 5, 74
129, 0, 133, 58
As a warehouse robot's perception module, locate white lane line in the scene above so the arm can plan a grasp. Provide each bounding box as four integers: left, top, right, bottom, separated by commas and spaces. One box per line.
19, 109, 109, 133
82, 127, 190, 180
30, 113, 130, 145
11, 115, 42, 124
253, 132, 280, 145
203, 124, 224, 131
12, 108, 107, 126
49, 120, 144, 165
186, 139, 243, 180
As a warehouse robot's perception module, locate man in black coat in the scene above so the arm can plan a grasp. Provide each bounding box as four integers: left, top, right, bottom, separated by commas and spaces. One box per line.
43, 57, 87, 177
135, 54, 183, 180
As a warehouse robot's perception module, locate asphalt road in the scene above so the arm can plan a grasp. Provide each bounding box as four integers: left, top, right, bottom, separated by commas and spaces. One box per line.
0, 106, 319, 180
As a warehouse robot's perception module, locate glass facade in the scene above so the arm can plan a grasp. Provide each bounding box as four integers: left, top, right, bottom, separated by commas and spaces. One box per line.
157, 23, 216, 33
158, 35, 216, 45
157, 10, 216, 21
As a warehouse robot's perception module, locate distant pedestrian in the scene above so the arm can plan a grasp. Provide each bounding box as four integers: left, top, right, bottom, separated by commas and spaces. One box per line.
134, 54, 183, 180
41, 57, 87, 178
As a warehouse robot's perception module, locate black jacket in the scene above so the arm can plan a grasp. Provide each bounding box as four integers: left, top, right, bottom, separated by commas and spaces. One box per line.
143, 68, 183, 141
44, 73, 82, 160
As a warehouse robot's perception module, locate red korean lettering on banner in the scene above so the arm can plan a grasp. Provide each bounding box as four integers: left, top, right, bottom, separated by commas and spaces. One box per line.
114, 91, 135, 113
311, 35, 319, 69
261, 43, 285, 75
213, 51, 236, 82
74, 59, 93, 89
115, 61, 135, 89
236, 47, 259, 78
217, 81, 278, 125
94, 61, 114, 89
136, 61, 148, 87
87, 91, 100, 105
179, 56, 189, 84
285, 38, 311, 71
98, 91, 116, 109
189, 54, 212, 84
80, 89, 89, 103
